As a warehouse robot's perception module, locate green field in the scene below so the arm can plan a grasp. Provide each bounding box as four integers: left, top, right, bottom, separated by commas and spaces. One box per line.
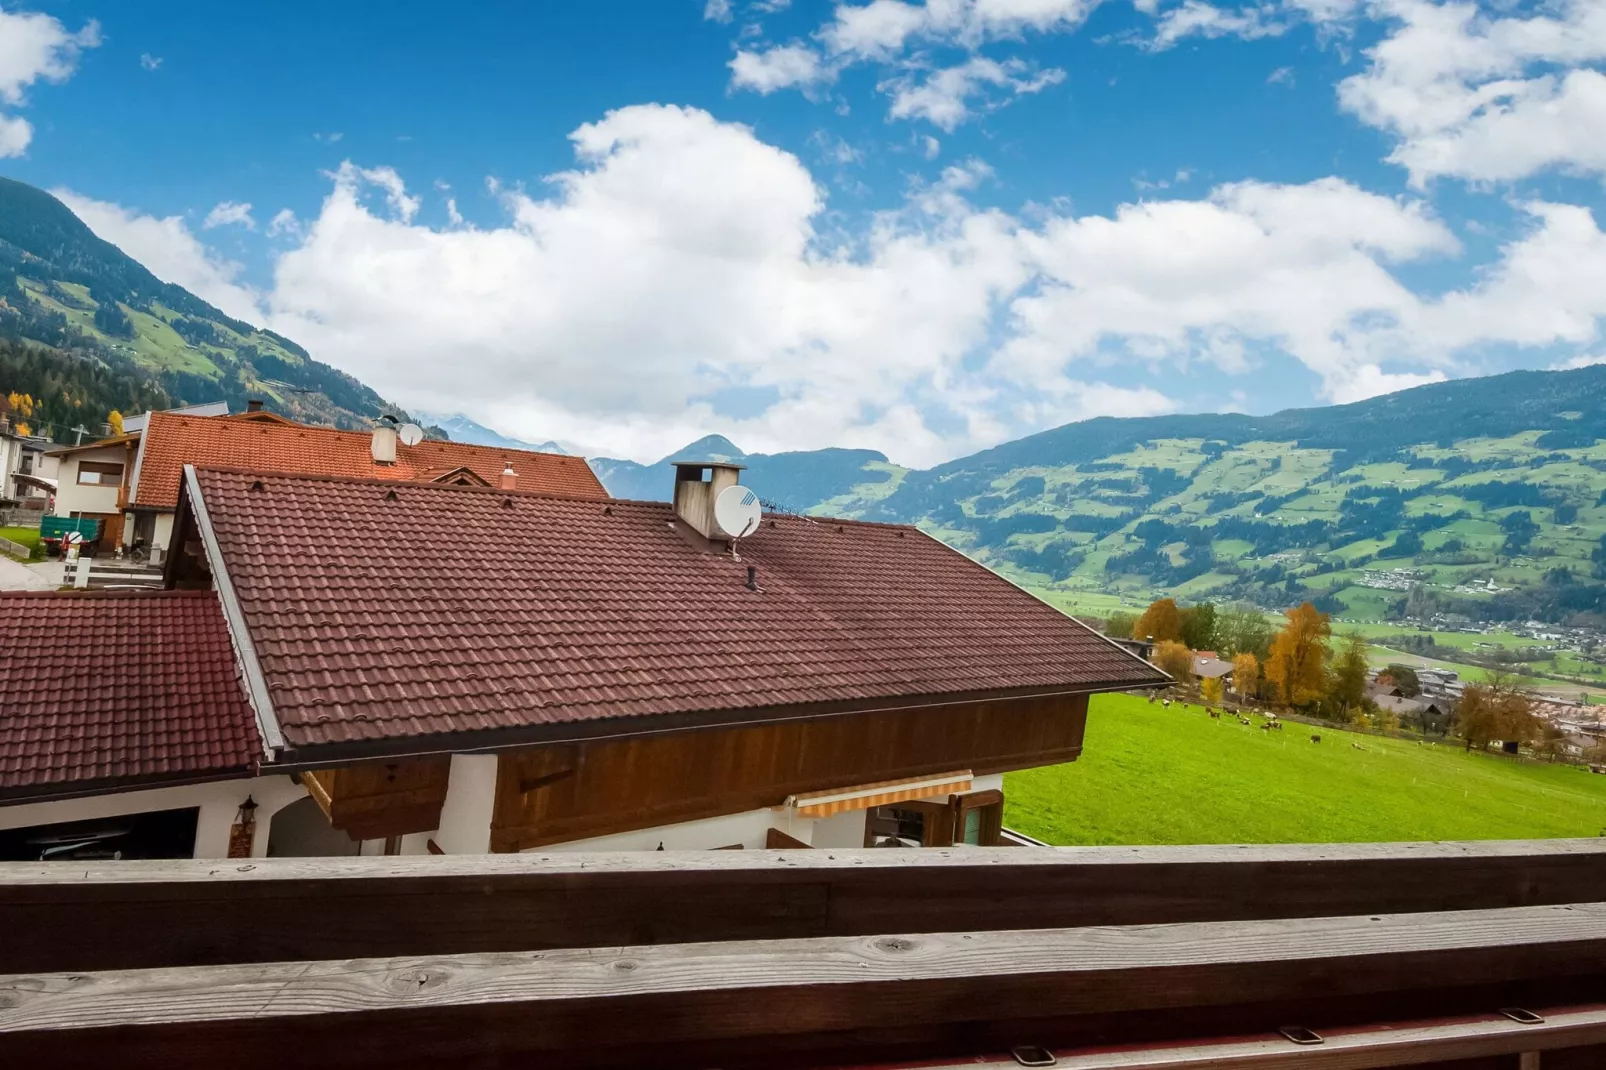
1004, 693, 1606, 844
0, 526, 42, 560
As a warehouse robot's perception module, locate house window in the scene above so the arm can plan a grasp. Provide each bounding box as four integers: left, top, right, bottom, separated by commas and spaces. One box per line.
19, 453, 32, 474
77, 461, 124, 486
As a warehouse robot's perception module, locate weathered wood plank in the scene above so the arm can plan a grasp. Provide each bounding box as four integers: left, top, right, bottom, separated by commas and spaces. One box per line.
4, 904, 1606, 1069
6, 840, 1606, 972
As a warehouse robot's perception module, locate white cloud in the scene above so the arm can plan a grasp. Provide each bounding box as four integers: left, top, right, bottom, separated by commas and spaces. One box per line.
0, 4, 99, 157
1267, 64, 1295, 86
203, 201, 256, 230
313, 131, 344, 144
1553, 353, 1606, 370
726, 0, 1093, 125
266, 208, 300, 238
729, 44, 829, 93
1340, 0, 1606, 186
0, 112, 29, 157
140, 53, 162, 72
1149, 1, 1287, 50
53, 189, 265, 324
998, 177, 1463, 404
884, 56, 1065, 129
922, 134, 941, 158
704, 0, 734, 21
58, 107, 1606, 465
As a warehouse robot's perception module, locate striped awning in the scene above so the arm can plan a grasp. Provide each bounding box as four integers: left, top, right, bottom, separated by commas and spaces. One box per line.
788, 770, 973, 819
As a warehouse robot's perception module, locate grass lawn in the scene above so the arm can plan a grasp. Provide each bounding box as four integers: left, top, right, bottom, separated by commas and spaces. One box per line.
0, 526, 42, 559
1004, 693, 1606, 845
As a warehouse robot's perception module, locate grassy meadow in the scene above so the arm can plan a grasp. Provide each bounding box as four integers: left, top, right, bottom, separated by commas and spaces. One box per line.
1004, 692, 1606, 845
0, 526, 42, 560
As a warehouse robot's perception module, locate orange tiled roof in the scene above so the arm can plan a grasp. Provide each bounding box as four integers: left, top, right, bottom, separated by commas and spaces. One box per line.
132, 411, 606, 508
190, 468, 1168, 752
0, 590, 259, 797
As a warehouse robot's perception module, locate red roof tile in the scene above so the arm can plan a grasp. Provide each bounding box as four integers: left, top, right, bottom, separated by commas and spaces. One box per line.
133, 411, 606, 509
0, 591, 260, 797
192, 469, 1166, 754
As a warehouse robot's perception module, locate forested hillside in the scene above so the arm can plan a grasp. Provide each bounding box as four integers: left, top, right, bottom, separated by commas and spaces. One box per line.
0, 175, 412, 430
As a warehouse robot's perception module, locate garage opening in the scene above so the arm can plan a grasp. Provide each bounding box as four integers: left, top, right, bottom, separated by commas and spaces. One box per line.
0, 807, 199, 862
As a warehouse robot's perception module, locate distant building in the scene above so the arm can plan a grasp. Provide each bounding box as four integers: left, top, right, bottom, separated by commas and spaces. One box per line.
1191, 653, 1234, 683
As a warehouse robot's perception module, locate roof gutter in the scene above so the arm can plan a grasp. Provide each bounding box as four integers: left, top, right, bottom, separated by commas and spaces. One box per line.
263, 678, 1160, 771
183, 463, 286, 756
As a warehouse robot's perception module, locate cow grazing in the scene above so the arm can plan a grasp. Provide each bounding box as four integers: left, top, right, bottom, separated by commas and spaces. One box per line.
1310, 734, 1322, 743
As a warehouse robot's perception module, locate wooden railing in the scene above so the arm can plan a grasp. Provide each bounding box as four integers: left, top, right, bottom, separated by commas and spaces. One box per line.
5, 840, 1606, 1068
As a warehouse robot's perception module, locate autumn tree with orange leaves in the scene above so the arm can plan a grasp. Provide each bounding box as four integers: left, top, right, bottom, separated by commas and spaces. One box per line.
1132, 597, 1183, 643
1264, 602, 1331, 709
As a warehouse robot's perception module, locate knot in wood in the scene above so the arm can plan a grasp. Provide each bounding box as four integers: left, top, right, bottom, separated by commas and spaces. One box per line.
388, 969, 445, 994
875, 937, 917, 953
611, 959, 640, 973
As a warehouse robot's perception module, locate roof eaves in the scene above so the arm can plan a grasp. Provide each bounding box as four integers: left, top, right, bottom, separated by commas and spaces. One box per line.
183, 463, 285, 756
273, 679, 1162, 767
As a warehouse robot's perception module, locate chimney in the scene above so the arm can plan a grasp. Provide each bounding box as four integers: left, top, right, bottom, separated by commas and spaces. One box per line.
246, 398, 264, 413
371, 416, 399, 465
500, 464, 518, 490
672, 460, 745, 540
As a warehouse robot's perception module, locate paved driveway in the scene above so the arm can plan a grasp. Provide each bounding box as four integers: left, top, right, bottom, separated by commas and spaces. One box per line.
0, 556, 58, 591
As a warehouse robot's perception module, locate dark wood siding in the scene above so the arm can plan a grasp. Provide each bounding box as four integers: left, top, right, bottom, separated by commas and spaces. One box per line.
489, 692, 1088, 851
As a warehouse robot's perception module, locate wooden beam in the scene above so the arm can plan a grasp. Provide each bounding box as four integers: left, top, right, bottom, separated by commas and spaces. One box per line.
911, 1009, 1606, 1069
7, 840, 1606, 973
5, 904, 1606, 1068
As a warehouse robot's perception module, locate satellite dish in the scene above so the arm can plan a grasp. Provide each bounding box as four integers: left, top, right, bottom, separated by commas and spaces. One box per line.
713, 484, 763, 539
397, 423, 425, 447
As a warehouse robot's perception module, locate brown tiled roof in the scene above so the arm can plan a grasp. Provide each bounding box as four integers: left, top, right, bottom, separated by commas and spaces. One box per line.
0, 591, 260, 797
132, 411, 606, 509
192, 469, 1167, 754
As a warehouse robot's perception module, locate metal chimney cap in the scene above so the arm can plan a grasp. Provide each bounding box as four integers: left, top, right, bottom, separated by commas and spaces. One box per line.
672, 459, 747, 473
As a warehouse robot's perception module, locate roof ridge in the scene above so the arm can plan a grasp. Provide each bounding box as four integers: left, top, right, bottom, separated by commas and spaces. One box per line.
194, 466, 619, 506
153, 410, 581, 461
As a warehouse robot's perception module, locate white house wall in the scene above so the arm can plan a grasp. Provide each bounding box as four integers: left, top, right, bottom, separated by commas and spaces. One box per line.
52, 446, 126, 518
0, 775, 305, 859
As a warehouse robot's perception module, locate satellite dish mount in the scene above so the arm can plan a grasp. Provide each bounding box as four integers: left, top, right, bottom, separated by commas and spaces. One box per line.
713, 484, 763, 545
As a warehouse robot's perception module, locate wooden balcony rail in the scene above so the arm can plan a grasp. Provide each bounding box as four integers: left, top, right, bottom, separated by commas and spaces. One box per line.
7, 839, 1606, 973
6, 841, 1606, 1068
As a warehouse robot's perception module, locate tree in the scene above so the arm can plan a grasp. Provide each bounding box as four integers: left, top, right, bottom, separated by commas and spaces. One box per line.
1133, 598, 1183, 643
1380, 664, 1421, 697
1329, 633, 1370, 713
1456, 672, 1539, 752
1265, 602, 1331, 709
1200, 675, 1224, 704
106, 409, 124, 436
1216, 602, 1274, 660
1103, 610, 1137, 640
1151, 639, 1194, 683
1232, 652, 1260, 699
1179, 603, 1219, 651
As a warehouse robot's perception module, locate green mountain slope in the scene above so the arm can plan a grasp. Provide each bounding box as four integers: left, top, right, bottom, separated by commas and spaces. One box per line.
0, 175, 408, 430
836, 365, 1606, 627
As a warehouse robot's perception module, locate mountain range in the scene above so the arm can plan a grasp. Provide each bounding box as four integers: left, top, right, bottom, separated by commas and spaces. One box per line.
590, 367, 1606, 629
0, 176, 414, 433
3, 173, 1602, 630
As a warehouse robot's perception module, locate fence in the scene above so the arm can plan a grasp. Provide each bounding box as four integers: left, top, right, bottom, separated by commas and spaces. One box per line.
5, 840, 1606, 1067
0, 507, 42, 529
63, 555, 162, 590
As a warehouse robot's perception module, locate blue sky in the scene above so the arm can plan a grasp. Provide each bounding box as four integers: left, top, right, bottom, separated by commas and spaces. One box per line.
3, 0, 1606, 466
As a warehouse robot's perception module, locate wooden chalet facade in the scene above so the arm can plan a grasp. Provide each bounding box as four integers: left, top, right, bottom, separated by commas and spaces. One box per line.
0, 459, 1164, 860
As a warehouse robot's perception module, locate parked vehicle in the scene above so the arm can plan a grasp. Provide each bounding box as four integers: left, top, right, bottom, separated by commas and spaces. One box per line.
38, 515, 102, 558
